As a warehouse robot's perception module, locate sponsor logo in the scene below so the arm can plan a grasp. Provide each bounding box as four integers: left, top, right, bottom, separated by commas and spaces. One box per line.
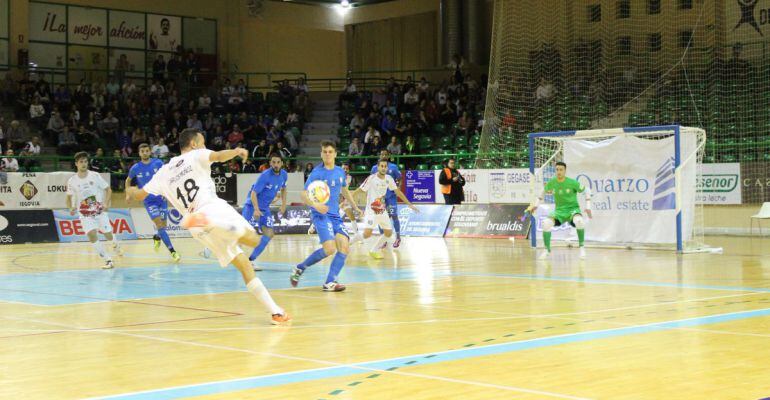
652, 157, 676, 210
47, 185, 68, 193
20, 181, 38, 201
168, 209, 183, 225
58, 218, 134, 236
698, 174, 739, 193
0, 215, 8, 231
0, 186, 11, 193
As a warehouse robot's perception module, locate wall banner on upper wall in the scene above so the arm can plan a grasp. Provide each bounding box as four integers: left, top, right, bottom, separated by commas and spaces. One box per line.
147, 14, 181, 52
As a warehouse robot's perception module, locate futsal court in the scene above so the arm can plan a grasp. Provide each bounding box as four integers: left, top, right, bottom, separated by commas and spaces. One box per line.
2, 234, 769, 399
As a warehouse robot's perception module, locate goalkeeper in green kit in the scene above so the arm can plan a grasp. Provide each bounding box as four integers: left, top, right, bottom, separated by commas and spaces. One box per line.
526, 161, 592, 260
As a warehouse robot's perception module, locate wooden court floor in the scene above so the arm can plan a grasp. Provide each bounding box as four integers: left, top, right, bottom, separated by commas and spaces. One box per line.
1, 234, 770, 399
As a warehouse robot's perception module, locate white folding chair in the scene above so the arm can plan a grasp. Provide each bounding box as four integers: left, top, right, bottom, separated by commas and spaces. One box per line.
750, 202, 770, 235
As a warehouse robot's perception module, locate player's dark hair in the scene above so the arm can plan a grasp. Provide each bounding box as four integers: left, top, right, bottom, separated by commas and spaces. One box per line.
138, 143, 150, 151
179, 128, 201, 150
555, 161, 567, 168
269, 152, 283, 161
320, 140, 336, 150
74, 151, 89, 162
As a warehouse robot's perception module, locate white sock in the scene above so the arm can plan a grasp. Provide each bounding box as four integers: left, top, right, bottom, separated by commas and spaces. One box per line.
349, 220, 359, 234
112, 237, 120, 248
93, 241, 111, 261
247, 278, 283, 315
370, 235, 387, 252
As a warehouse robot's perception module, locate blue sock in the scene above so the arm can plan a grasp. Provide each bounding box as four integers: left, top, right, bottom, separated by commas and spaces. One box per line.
249, 235, 271, 261
391, 211, 401, 238
325, 252, 347, 284
298, 248, 328, 270
158, 227, 174, 252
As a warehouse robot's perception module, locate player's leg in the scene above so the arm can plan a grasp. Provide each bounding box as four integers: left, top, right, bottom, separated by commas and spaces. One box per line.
571, 213, 586, 258
99, 214, 122, 256
539, 217, 556, 260
291, 215, 335, 287
248, 218, 274, 271
195, 220, 289, 325
386, 198, 402, 247
152, 201, 178, 260
344, 207, 361, 242
369, 213, 392, 259
323, 224, 350, 291
83, 216, 113, 269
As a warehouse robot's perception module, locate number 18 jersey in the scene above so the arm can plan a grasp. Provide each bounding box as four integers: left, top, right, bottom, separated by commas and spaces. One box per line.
142, 149, 218, 215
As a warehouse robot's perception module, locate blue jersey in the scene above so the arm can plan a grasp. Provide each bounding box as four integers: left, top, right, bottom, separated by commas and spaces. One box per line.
306, 164, 347, 218
244, 169, 288, 213
371, 161, 401, 199
129, 158, 165, 203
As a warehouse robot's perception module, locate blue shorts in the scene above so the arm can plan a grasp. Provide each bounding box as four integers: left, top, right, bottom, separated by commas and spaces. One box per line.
144, 196, 168, 221
312, 213, 348, 243
242, 204, 274, 230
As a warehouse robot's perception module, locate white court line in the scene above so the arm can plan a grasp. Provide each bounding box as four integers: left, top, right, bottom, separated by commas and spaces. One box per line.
5, 315, 591, 400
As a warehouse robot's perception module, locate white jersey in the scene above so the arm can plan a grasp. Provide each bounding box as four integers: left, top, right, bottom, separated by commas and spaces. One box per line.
142, 149, 218, 215
67, 171, 109, 216
359, 173, 397, 214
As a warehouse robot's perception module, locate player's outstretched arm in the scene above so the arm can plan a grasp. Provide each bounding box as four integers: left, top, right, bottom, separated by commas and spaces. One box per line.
394, 188, 419, 212
103, 187, 112, 210
341, 186, 361, 214
124, 176, 134, 202
280, 187, 287, 214
209, 148, 248, 163
526, 189, 546, 213
126, 186, 150, 202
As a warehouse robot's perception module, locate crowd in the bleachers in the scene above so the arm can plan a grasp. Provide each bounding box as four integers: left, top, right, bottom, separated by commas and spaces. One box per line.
336, 56, 488, 169
0, 49, 310, 180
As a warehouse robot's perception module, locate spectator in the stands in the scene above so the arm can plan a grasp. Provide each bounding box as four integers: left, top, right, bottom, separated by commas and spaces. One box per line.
380, 112, 397, 138
5, 120, 26, 150
266, 125, 281, 145
152, 137, 170, 159
386, 136, 401, 155
29, 97, 46, 129
242, 159, 257, 173
227, 124, 245, 148
45, 110, 66, 144
349, 112, 365, 130
457, 111, 473, 134
198, 92, 212, 113
117, 129, 132, 157
153, 54, 166, 82
339, 78, 357, 107
131, 127, 147, 153
283, 127, 298, 153
57, 126, 78, 156
100, 111, 120, 140
251, 138, 269, 160
535, 77, 555, 106
276, 140, 292, 159
403, 87, 419, 113
304, 162, 314, 180
108, 149, 127, 190
89, 148, 105, 172
294, 77, 309, 94
368, 135, 384, 156
364, 125, 381, 148
75, 125, 98, 152
21, 136, 41, 170
1, 149, 18, 172
187, 113, 203, 131
349, 137, 363, 157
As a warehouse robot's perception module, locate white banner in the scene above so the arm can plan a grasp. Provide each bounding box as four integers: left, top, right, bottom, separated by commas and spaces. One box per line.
697, 163, 741, 205
130, 207, 191, 239
147, 14, 181, 52
433, 168, 530, 204
236, 172, 306, 207
0, 172, 110, 210
564, 135, 696, 244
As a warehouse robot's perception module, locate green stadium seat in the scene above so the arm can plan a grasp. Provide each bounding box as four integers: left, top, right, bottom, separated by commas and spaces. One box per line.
432, 164, 443, 170
416, 164, 428, 171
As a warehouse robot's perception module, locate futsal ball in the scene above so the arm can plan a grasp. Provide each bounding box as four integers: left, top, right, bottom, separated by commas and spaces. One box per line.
307, 180, 331, 204
371, 198, 386, 214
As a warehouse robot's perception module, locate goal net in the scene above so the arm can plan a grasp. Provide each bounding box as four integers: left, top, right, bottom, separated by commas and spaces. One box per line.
529, 125, 712, 252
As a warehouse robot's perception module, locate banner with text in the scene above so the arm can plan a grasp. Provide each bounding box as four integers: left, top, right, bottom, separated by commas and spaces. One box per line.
433, 168, 530, 204
445, 204, 530, 238
564, 135, 697, 244
0, 210, 59, 245
54, 208, 138, 242
397, 205, 453, 236
0, 172, 110, 210
131, 207, 191, 239
404, 170, 436, 203
697, 163, 741, 205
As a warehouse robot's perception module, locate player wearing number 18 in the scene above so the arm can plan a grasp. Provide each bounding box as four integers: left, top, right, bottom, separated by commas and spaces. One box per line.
126, 129, 290, 325
526, 161, 592, 260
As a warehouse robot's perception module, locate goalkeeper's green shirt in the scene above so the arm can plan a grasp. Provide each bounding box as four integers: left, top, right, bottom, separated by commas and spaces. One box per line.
545, 177, 584, 212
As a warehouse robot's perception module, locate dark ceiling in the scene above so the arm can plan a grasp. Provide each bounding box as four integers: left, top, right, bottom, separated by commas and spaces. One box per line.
271, 0, 400, 8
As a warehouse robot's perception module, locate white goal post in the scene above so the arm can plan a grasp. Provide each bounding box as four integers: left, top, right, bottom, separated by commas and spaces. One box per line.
528, 125, 716, 253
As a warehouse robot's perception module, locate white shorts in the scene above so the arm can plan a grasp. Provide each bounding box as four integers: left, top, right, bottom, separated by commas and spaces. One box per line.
80, 213, 111, 235
363, 209, 392, 231
188, 200, 255, 267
